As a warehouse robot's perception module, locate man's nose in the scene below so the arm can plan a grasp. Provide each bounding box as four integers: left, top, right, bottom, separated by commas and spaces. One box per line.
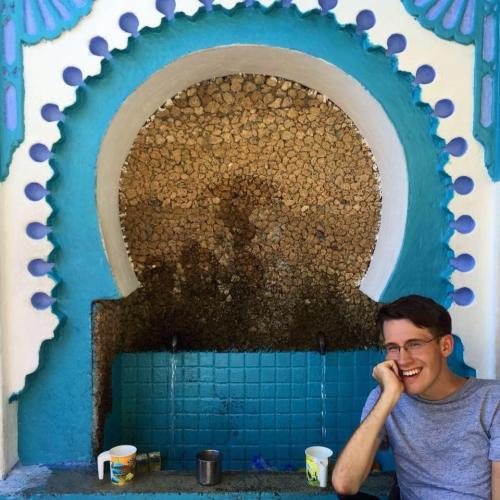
398, 346, 413, 363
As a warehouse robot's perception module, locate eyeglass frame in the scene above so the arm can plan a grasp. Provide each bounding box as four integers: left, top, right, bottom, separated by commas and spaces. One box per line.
382, 334, 447, 357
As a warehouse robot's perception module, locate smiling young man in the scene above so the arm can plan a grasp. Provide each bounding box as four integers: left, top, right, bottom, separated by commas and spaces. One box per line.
332, 295, 500, 500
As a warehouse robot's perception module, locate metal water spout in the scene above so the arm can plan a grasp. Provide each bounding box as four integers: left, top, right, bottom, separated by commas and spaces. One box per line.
171, 334, 178, 354
317, 332, 326, 355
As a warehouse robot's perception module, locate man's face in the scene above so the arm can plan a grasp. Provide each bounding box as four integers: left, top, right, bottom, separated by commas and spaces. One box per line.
382, 318, 451, 400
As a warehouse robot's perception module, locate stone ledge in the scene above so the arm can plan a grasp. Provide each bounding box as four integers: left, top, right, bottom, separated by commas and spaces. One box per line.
1, 465, 394, 499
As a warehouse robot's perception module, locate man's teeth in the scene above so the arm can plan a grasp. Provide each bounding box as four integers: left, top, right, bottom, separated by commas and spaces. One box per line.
402, 368, 422, 377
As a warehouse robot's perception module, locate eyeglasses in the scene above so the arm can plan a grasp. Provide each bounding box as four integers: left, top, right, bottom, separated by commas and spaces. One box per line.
383, 336, 442, 357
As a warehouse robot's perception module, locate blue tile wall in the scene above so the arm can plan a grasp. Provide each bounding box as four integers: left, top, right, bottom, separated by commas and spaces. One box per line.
105, 343, 474, 471
106, 350, 384, 471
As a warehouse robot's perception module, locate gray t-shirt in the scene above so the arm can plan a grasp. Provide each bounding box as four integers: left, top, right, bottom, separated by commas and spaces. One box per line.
361, 378, 500, 500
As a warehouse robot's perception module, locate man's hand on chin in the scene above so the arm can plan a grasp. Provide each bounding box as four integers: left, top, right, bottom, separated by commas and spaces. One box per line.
373, 360, 404, 403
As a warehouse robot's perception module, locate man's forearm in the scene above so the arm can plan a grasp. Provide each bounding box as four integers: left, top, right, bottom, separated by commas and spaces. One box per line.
492, 462, 500, 500
332, 391, 399, 495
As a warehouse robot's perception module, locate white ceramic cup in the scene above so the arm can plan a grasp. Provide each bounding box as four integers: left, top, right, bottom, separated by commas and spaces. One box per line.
98, 444, 137, 485
305, 446, 333, 488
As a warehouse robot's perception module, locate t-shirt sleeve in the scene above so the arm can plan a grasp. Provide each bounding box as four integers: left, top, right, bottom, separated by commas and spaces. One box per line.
487, 386, 500, 461
361, 387, 389, 450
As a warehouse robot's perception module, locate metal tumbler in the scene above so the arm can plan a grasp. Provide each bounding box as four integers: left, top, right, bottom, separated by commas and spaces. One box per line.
196, 449, 222, 486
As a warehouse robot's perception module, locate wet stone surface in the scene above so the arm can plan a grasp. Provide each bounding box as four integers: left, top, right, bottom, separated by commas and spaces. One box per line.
1, 464, 395, 498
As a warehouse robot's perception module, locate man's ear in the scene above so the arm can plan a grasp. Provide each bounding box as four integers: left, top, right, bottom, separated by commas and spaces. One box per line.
440, 334, 454, 357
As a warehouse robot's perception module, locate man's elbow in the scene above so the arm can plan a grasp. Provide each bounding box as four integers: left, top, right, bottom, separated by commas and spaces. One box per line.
332, 470, 360, 496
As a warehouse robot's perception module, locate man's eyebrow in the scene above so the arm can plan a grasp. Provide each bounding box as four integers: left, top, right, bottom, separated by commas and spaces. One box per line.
383, 338, 428, 346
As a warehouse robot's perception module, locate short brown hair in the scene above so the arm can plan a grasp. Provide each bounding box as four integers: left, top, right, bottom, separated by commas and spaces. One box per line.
376, 295, 451, 338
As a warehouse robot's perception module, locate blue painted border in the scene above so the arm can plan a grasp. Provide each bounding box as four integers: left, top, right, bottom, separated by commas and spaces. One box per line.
0, 4, 24, 181
402, 0, 500, 181
18, 5, 450, 463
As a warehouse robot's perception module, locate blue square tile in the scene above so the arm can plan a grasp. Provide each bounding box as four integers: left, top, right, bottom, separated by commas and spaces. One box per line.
307, 398, 321, 412
292, 368, 306, 382
152, 414, 168, 430
122, 367, 137, 383
184, 383, 199, 398
276, 353, 291, 367
307, 428, 321, 442
245, 353, 260, 367
261, 353, 276, 367
136, 415, 152, 430
138, 367, 152, 383
122, 414, 136, 427
260, 384, 274, 398
246, 430, 259, 444
183, 353, 199, 367
155, 398, 169, 413
214, 384, 229, 399
276, 399, 290, 413
245, 370, 259, 383
292, 385, 305, 398
245, 400, 259, 414
182, 367, 198, 382
246, 446, 261, 459
308, 365, 321, 383
245, 415, 260, 429
199, 384, 215, 398
199, 352, 214, 366
121, 353, 137, 367
152, 367, 170, 383
199, 367, 214, 381
231, 446, 245, 459
152, 383, 168, 397
122, 429, 137, 443
215, 353, 229, 368
230, 353, 245, 367
122, 398, 137, 413
260, 446, 276, 460
184, 432, 200, 445
246, 384, 259, 397
260, 430, 276, 444
339, 352, 355, 368
214, 430, 230, 444
153, 352, 168, 367
276, 414, 290, 427
291, 413, 306, 428
184, 399, 199, 413
291, 399, 306, 413
276, 368, 291, 383
261, 399, 275, 413
198, 398, 216, 414
215, 369, 229, 383
276, 384, 291, 398
137, 352, 153, 367
261, 367, 275, 383
122, 383, 137, 399
339, 382, 354, 397
229, 384, 245, 398
260, 413, 276, 430
211, 414, 229, 429
198, 429, 213, 443
325, 399, 337, 413
230, 369, 245, 384
230, 399, 244, 413
292, 352, 306, 367
231, 430, 245, 445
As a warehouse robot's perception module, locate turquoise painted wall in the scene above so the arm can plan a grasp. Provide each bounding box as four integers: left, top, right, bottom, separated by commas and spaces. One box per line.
18, 6, 452, 464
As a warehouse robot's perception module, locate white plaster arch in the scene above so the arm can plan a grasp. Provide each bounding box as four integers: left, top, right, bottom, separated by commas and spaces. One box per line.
97, 45, 408, 299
